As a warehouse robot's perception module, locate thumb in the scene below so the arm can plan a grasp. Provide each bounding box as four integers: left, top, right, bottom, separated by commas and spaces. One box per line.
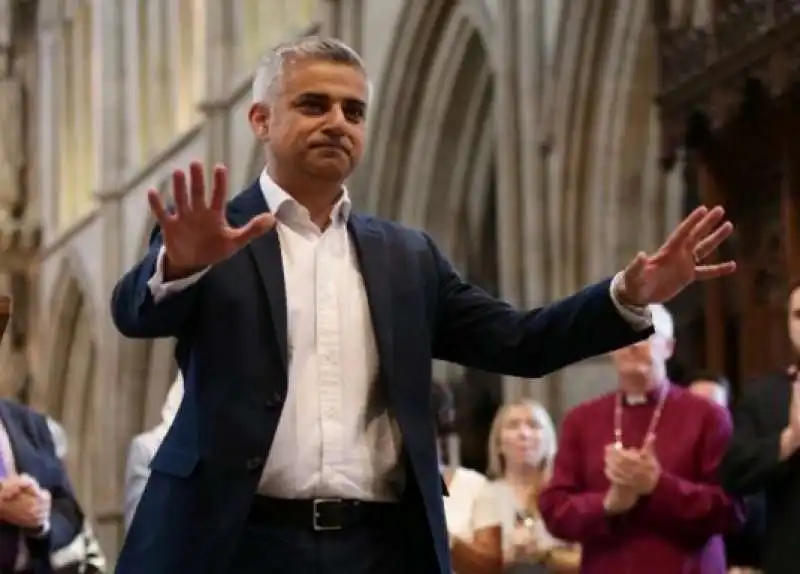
623, 251, 648, 280
232, 213, 275, 247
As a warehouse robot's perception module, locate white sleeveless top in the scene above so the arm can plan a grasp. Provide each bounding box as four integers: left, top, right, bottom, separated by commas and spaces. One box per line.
443, 467, 489, 541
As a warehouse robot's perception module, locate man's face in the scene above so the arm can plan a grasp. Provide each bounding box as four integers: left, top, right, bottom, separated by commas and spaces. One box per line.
689, 380, 728, 407
788, 286, 800, 355
249, 58, 368, 183
611, 333, 674, 393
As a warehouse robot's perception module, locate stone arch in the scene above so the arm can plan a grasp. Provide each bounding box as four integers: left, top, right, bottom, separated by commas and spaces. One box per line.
543, 1, 669, 293
40, 252, 98, 503
357, 0, 496, 269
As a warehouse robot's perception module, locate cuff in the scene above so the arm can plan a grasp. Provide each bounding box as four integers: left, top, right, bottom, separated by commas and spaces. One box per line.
581, 492, 621, 537
26, 517, 50, 538
609, 272, 652, 330
646, 470, 681, 513
147, 246, 210, 303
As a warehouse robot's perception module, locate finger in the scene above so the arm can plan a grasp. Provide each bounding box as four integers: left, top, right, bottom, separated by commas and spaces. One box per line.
642, 434, 656, 454
686, 206, 725, 247
694, 221, 733, 260
209, 165, 228, 212
231, 213, 276, 248
660, 206, 709, 252
694, 261, 737, 281
172, 169, 190, 216
147, 189, 172, 227
623, 251, 648, 281
189, 161, 206, 211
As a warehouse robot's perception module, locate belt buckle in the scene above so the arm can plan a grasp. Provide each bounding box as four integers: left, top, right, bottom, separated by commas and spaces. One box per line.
312, 498, 343, 531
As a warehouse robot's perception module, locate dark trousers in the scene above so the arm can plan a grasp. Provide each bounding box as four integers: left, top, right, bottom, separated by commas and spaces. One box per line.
228, 509, 438, 574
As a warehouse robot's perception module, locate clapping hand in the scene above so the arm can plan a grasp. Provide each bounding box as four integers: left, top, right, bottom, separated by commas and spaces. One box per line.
0, 474, 51, 529
603, 437, 662, 513
148, 162, 275, 280
615, 206, 735, 307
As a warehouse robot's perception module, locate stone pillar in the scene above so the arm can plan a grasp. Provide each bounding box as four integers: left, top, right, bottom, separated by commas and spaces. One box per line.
90, 0, 128, 559
323, 0, 363, 51
202, 1, 237, 173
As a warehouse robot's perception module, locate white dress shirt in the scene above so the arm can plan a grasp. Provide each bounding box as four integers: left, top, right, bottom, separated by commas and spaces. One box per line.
148, 171, 402, 501
147, 169, 651, 501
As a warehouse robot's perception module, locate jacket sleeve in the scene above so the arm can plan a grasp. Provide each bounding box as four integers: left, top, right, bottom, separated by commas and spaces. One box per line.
110, 226, 202, 339
637, 404, 743, 540
720, 383, 793, 495
425, 233, 652, 378
538, 409, 619, 543
23, 411, 83, 557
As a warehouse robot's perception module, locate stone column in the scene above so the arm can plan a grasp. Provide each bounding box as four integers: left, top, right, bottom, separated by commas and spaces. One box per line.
202, 1, 237, 173
90, 0, 129, 558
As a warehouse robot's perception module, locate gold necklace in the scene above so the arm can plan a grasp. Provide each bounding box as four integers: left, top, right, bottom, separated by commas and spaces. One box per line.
613, 387, 668, 449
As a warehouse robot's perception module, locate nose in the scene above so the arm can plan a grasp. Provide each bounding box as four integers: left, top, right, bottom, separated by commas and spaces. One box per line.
322, 105, 348, 136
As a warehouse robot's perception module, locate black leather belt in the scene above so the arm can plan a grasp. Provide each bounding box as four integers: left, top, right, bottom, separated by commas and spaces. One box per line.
250, 496, 400, 531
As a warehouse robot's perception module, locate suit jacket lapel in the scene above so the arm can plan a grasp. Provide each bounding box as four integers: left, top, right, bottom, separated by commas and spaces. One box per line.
228, 183, 288, 372
349, 215, 394, 384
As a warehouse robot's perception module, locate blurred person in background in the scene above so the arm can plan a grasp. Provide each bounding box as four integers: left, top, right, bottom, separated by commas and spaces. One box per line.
0, 398, 83, 574
432, 381, 502, 574
473, 400, 579, 573
123, 373, 183, 531
687, 370, 731, 408
539, 305, 742, 574
685, 371, 764, 574
46, 418, 105, 574
720, 281, 800, 574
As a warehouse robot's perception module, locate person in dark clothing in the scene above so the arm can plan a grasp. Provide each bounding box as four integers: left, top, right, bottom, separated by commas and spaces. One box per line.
685, 369, 764, 571
720, 281, 800, 574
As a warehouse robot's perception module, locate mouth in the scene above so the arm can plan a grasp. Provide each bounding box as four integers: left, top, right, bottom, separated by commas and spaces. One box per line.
311, 143, 348, 154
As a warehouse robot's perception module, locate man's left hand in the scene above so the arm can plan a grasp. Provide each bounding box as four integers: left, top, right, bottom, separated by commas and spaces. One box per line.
615, 205, 735, 307
605, 437, 661, 495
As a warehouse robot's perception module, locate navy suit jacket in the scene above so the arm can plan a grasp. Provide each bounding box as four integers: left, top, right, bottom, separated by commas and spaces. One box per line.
0, 399, 83, 574
110, 180, 651, 574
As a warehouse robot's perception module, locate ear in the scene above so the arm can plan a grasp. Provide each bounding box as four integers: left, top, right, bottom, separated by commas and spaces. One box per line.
248, 102, 270, 140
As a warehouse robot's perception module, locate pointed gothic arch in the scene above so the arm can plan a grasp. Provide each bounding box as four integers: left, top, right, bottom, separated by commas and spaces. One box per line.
357, 0, 496, 271
40, 252, 97, 503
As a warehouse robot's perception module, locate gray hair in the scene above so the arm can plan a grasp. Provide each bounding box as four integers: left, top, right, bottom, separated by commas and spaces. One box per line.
251, 36, 370, 104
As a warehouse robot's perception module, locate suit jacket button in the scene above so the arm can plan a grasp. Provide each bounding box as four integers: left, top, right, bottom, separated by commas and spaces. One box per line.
246, 457, 264, 471
265, 391, 285, 408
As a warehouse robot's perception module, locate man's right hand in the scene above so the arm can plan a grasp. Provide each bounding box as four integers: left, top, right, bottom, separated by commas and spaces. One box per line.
780, 381, 800, 461
602, 484, 639, 515
149, 162, 275, 280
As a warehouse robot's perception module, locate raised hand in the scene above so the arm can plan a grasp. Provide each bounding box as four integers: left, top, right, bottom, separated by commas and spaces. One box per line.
148, 162, 275, 280
616, 206, 736, 307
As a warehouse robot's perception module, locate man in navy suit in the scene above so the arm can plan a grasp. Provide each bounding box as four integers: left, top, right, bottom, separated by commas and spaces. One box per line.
0, 399, 83, 574
110, 37, 735, 574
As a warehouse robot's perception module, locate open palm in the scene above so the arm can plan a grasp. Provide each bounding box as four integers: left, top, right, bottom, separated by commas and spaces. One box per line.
148, 162, 274, 276
618, 206, 736, 306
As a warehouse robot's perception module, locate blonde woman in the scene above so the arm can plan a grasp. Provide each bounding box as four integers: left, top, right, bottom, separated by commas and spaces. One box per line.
473, 400, 579, 573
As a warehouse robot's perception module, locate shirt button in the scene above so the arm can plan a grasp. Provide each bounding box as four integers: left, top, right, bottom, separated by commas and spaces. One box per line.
245, 457, 264, 471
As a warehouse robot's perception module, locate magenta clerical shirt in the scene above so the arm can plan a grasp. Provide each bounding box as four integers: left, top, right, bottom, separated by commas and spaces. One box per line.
539, 384, 743, 574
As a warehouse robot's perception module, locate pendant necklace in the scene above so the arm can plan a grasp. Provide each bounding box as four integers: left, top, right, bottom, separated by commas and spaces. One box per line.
613, 387, 668, 450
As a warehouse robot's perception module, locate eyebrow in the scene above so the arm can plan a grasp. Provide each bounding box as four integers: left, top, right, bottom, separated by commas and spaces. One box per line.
296, 92, 366, 108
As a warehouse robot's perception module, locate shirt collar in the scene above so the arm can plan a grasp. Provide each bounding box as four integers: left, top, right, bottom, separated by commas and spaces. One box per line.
258, 169, 352, 224
623, 381, 670, 406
